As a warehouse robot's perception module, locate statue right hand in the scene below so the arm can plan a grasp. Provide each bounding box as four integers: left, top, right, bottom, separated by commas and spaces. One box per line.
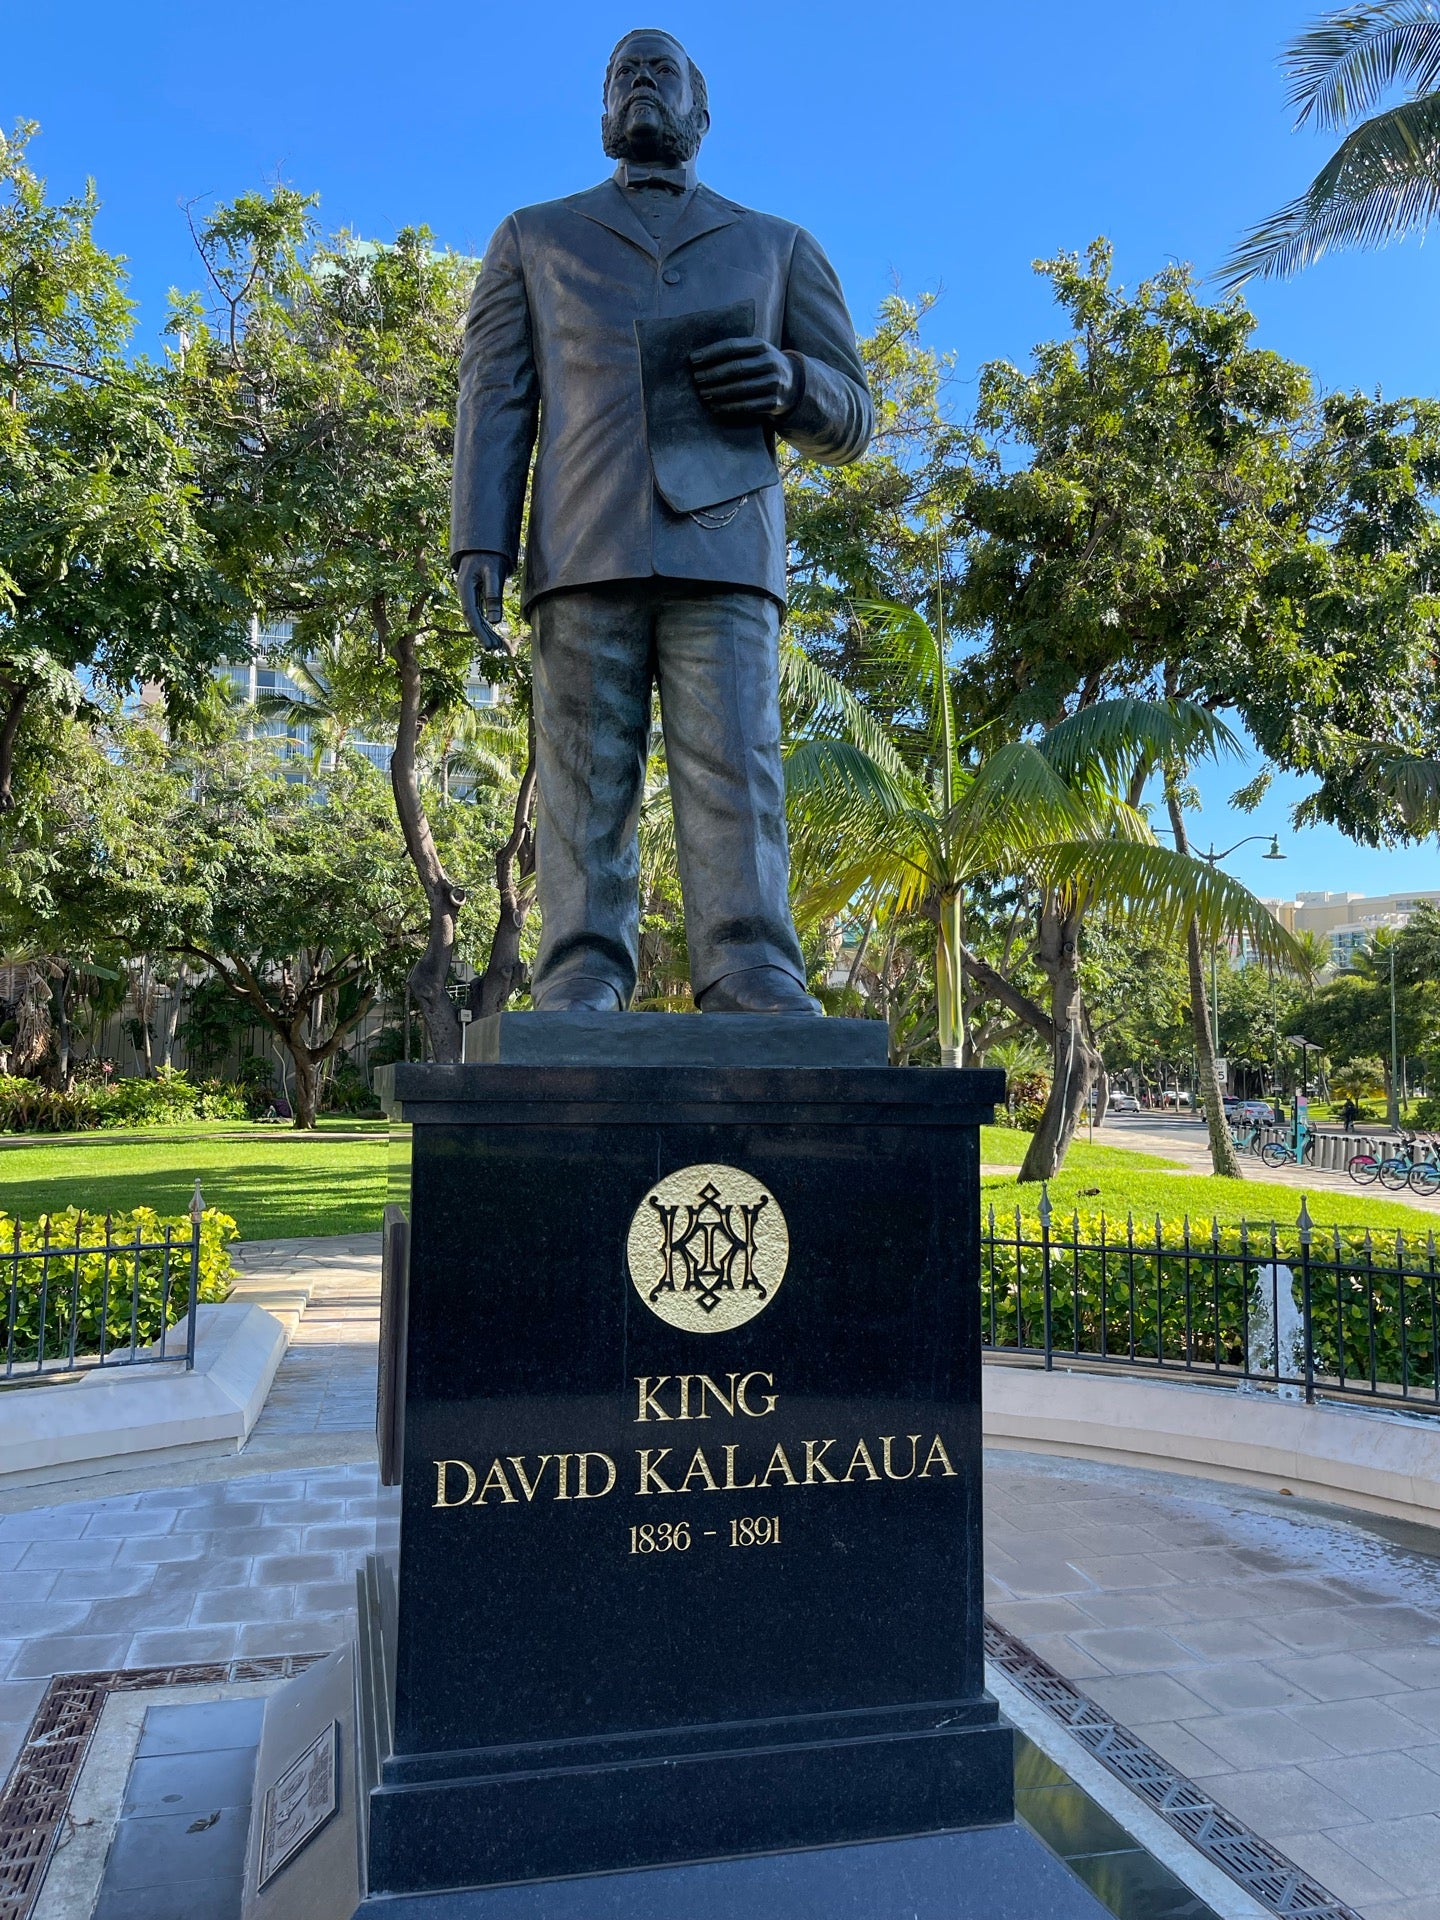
454, 552, 515, 654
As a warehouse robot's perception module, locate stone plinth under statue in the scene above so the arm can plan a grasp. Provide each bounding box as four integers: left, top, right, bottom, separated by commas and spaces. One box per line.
236, 1016, 1108, 1917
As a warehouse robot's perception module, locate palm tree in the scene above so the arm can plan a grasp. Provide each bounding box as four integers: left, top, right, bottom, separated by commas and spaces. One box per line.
1223, 1, 1440, 285
784, 602, 1304, 1176
785, 604, 1298, 1028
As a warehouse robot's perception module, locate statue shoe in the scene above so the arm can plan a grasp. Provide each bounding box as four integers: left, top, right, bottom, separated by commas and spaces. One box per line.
695, 967, 823, 1016
534, 978, 624, 1013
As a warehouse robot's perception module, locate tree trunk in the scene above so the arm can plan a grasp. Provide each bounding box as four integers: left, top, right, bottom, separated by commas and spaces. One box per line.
473, 717, 538, 1018
0, 683, 27, 813
388, 625, 464, 1062
53, 964, 74, 1092
1164, 772, 1242, 1178
289, 1042, 320, 1130
1018, 897, 1100, 1182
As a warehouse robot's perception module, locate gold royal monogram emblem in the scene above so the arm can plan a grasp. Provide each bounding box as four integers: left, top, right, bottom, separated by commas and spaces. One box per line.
627, 1164, 789, 1334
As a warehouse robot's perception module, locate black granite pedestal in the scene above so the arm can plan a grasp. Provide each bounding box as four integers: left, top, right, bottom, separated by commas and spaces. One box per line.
244, 1016, 1104, 1917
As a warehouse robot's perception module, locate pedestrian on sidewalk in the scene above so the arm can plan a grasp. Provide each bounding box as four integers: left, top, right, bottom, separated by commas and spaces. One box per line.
1342, 1097, 1358, 1132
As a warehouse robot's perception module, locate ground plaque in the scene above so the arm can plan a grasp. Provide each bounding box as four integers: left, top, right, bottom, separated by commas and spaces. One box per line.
349, 1023, 1105, 1916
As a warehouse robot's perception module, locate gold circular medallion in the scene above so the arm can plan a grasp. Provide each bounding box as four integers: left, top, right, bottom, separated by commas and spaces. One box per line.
627, 1163, 789, 1334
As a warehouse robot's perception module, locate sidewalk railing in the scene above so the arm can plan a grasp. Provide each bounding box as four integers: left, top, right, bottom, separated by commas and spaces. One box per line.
981, 1191, 1440, 1411
3, 1183, 207, 1379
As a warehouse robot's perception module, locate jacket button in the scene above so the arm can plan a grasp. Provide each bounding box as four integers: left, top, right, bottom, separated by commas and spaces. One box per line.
662, 268, 682, 285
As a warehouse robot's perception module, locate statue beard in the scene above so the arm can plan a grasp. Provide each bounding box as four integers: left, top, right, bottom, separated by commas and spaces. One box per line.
601, 95, 706, 165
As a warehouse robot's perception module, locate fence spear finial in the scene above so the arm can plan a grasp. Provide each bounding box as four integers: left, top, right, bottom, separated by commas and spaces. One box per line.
1038, 1183, 1053, 1231
1297, 1195, 1313, 1247
189, 1179, 205, 1224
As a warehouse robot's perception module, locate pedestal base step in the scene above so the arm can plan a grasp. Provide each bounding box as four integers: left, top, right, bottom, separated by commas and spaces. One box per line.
345, 1825, 1109, 1919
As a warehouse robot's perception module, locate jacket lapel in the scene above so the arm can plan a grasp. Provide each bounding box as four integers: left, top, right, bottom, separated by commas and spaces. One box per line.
569, 180, 659, 262
661, 186, 740, 260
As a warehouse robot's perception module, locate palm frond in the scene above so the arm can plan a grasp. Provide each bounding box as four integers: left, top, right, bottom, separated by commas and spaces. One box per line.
1352, 743, 1440, 828
780, 640, 913, 785
1038, 841, 1306, 970
1041, 699, 1241, 788
851, 600, 954, 764
1285, 1, 1440, 131
1222, 92, 1440, 283
783, 737, 917, 823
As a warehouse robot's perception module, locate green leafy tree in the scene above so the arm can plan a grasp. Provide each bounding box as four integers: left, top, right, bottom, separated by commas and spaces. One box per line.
176, 190, 492, 1060
0, 121, 239, 810
1224, 2, 1440, 284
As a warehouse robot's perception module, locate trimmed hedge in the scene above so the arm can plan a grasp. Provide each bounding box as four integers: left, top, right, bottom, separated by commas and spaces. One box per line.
984, 1205, 1440, 1395
0, 1204, 238, 1363
0, 1073, 248, 1134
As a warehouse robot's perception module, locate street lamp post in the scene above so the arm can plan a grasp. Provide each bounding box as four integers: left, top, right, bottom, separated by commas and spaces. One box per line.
1199, 835, 1286, 1089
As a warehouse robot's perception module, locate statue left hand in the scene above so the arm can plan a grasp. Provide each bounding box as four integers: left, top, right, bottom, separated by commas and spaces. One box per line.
690, 336, 800, 421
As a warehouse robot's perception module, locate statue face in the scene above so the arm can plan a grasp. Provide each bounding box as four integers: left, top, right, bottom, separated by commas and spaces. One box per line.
602, 31, 707, 164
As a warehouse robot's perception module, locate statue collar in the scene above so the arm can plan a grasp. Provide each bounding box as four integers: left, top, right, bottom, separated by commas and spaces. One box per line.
613, 159, 696, 194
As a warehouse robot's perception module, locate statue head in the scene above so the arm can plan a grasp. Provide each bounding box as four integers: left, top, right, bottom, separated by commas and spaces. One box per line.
602, 29, 710, 166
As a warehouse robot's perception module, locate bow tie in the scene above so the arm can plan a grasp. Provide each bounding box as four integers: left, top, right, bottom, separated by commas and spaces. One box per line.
623, 166, 689, 193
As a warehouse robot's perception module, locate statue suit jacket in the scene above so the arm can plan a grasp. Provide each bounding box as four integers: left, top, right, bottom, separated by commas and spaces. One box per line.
451, 177, 873, 611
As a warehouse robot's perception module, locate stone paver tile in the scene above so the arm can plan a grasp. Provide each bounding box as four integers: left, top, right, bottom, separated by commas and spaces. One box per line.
236, 1618, 348, 1657
0, 1676, 46, 1724
1264, 1651, 1403, 1701
1181, 1664, 1311, 1713
191, 1585, 294, 1627
0, 1569, 58, 1604
1263, 1607, 1385, 1653
148, 1557, 255, 1597
10, 1632, 133, 1678
1016, 1633, 1111, 1681
1393, 1689, 1440, 1735
1168, 1708, 1338, 1771
77, 1591, 195, 1636
295, 1523, 375, 1551
985, 1557, 1093, 1598
1211, 1764, 1369, 1837
1056, 1554, 1179, 1591
1047, 1523, 1164, 1556
1067, 1590, 1184, 1630
1282, 1827, 1406, 1906
114, 1533, 208, 1566
48, 1566, 155, 1601
1327, 1813, 1440, 1899
1159, 1582, 1270, 1622
17, 1540, 120, 1571
0, 1509, 96, 1541
1170, 1619, 1292, 1661
982, 1577, 1007, 1606
1289, 1698, 1432, 1754
1125, 1718, 1232, 1779
1358, 1606, 1440, 1648
986, 1598, 1096, 1636
0, 1599, 88, 1639
1371, 1646, 1440, 1690
253, 1553, 346, 1586
1365, 1900, 1440, 1920
1229, 1546, 1299, 1575
296, 1580, 359, 1615
127, 1627, 244, 1667
1079, 1672, 1215, 1725
1065, 1626, 1201, 1672
1306, 1751, 1440, 1820
1236, 1575, 1338, 1612
185, 1526, 303, 1558
80, 1509, 178, 1538
1149, 1548, 1257, 1582
0, 1544, 28, 1571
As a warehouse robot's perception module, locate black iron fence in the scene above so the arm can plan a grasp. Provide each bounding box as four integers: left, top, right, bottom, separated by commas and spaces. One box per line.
3, 1185, 207, 1379
982, 1191, 1440, 1411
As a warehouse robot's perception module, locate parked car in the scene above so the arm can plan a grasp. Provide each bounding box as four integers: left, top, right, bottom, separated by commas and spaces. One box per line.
1109, 1091, 1141, 1114
1237, 1100, 1278, 1124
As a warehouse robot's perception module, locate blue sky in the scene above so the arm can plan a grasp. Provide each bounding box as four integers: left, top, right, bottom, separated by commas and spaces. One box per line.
8, 0, 1438, 900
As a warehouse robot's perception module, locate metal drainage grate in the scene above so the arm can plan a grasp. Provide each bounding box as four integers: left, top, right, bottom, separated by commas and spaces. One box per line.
0, 1653, 326, 1920
985, 1617, 1364, 1920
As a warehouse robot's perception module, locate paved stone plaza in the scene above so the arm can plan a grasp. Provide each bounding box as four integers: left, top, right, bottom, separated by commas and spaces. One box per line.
5, 1235, 1440, 1917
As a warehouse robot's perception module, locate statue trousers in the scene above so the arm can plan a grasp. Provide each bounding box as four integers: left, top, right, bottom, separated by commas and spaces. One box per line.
529, 581, 807, 1006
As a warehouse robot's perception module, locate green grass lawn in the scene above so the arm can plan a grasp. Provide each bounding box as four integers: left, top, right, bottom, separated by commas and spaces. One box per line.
1, 1117, 1427, 1247
0, 1121, 388, 1240
982, 1133, 1432, 1238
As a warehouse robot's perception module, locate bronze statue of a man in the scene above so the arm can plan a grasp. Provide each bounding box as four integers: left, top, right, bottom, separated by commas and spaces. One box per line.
452, 28, 872, 1014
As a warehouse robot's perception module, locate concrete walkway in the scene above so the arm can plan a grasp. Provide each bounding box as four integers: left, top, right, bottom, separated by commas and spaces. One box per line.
7, 1234, 1440, 1918
1096, 1111, 1440, 1217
